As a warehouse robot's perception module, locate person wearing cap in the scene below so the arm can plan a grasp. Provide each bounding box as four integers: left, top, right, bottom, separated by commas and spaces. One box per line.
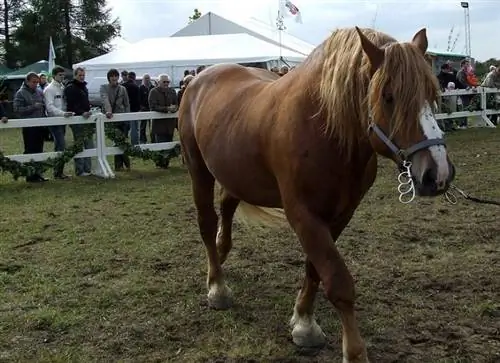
148, 73, 177, 168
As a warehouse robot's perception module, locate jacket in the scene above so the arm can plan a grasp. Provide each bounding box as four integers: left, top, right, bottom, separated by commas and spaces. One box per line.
482, 71, 500, 89
100, 84, 130, 114
122, 80, 141, 112
13, 82, 46, 119
43, 80, 66, 116
64, 79, 91, 116
148, 86, 178, 135
139, 83, 155, 111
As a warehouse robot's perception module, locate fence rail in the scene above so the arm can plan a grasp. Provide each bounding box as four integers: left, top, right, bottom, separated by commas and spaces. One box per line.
0, 87, 498, 179
435, 86, 500, 127
0, 111, 179, 179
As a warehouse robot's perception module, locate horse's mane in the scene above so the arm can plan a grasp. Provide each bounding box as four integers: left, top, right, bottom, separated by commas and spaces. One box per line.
300, 27, 440, 158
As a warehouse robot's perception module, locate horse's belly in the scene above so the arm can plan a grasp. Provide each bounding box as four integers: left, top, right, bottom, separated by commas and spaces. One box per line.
203, 150, 282, 207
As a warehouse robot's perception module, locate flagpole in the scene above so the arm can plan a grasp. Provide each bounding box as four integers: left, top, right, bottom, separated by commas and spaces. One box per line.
48, 36, 56, 73
276, 0, 285, 59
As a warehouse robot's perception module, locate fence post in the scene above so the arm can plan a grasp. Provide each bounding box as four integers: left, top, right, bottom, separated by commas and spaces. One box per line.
480, 88, 496, 128
94, 112, 114, 178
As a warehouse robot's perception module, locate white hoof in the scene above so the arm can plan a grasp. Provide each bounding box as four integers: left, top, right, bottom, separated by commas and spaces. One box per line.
290, 312, 326, 348
207, 283, 233, 310
342, 348, 369, 363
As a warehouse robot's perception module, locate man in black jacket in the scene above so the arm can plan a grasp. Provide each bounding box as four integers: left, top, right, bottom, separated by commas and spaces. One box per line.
437, 63, 457, 91
122, 71, 141, 145
138, 74, 155, 143
64, 67, 94, 176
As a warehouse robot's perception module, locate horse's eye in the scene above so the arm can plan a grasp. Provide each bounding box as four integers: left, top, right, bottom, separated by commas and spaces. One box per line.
384, 94, 393, 104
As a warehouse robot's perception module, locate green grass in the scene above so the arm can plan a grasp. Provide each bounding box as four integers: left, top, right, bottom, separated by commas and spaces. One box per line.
0, 127, 499, 363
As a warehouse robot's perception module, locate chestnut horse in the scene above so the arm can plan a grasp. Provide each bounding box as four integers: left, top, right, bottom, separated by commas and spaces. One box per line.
178, 27, 455, 362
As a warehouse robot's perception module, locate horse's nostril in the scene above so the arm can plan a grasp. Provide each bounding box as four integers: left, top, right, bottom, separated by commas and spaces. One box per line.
422, 168, 436, 186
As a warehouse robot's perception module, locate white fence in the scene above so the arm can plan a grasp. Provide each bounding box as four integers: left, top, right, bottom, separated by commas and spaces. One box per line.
435, 86, 500, 127
0, 111, 179, 179
0, 86, 498, 180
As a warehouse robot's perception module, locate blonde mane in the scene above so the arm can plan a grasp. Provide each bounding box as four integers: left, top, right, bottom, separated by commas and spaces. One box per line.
303, 27, 440, 158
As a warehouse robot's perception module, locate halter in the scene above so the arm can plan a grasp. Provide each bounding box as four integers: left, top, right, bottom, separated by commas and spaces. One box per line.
366, 113, 447, 204
367, 122, 446, 167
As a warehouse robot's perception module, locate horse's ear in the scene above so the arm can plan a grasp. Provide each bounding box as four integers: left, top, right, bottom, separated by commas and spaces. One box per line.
411, 28, 428, 55
355, 26, 384, 71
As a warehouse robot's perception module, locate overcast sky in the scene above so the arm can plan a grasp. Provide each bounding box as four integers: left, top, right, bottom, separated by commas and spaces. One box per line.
106, 0, 498, 62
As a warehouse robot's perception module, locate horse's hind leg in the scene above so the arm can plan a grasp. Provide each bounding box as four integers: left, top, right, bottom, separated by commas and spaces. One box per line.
290, 258, 326, 347
217, 189, 240, 265
184, 151, 233, 310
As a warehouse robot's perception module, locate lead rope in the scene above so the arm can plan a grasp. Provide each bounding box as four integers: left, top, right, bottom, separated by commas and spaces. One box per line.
445, 184, 500, 206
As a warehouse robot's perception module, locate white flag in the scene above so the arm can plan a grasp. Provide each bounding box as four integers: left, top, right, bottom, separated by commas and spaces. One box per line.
48, 36, 56, 72
279, 0, 303, 24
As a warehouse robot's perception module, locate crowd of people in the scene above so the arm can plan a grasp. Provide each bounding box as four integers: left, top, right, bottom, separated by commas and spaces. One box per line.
2, 59, 498, 183
3, 65, 206, 183
436, 59, 500, 131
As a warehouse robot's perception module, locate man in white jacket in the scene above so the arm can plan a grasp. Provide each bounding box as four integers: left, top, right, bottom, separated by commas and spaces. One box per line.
43, 66, 74, 179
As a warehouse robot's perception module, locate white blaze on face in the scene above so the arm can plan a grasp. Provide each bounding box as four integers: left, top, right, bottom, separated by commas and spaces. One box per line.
419, 101, 449, 188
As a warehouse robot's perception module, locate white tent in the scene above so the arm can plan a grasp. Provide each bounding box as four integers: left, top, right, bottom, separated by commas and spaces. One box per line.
171, 12, 315, 56
74, 33, 306, 86
109, 37, 132, 50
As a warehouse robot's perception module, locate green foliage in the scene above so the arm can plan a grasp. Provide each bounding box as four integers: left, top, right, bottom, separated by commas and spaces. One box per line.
474, 58, 498, 78
0, 123, 96, 180
104, 124, 181, 165
0, 120, 181, 180
8, 0, 121, 67
188, 8, 202, 24
0, 0, 28, 68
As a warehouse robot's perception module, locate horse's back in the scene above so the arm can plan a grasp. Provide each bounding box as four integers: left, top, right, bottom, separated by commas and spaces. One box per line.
180, 64, 277, 120
178, 64, 282, 206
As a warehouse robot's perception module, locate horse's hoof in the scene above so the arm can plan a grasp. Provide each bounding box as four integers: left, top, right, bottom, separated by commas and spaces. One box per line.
291, 318, 327, 348
342, 349, 369, 363
207, 284, 233, 310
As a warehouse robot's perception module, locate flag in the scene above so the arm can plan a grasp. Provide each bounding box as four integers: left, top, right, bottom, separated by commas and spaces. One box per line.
280, 0, 303, 24
48, 36, 56, 73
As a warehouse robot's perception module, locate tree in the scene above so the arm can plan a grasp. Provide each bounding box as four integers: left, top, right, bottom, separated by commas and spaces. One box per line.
188, 8, 201, 24
0, 0, 27, 68
474, 58, 498, 77
12, 0, 121, 68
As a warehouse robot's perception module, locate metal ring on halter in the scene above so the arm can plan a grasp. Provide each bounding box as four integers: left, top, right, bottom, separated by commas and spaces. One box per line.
399, 190, 416, 204
397, 160, 416, 204
444, 190, 457, 204
397, 173, 411, 185
398, 182, 414, 194
402, 160, 412, 170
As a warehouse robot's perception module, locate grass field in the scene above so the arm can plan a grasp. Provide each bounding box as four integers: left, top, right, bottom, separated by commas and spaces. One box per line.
0, 127, 499, 363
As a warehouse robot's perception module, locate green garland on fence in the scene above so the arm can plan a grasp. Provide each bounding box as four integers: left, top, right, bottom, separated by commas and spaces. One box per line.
103, 123, 181, 165
0, 124, 96, 180
0, 121, 181, 180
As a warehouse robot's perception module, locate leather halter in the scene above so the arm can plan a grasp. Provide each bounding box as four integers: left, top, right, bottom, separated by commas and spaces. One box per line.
367, 122, 447, 166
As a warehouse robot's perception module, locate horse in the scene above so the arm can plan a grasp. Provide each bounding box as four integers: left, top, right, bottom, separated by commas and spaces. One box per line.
178, 26, 456, 363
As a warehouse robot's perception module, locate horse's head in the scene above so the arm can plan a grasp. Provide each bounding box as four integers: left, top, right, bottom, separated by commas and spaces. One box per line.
355, 27, 455, 197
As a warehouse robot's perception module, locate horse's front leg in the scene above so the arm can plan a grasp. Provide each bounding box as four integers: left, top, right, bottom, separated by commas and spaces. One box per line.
285, 204, 369, 363
290, 257, 326, 347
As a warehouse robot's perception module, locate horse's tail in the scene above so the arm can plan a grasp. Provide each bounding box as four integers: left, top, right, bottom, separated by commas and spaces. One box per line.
235, 201, 288, 228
